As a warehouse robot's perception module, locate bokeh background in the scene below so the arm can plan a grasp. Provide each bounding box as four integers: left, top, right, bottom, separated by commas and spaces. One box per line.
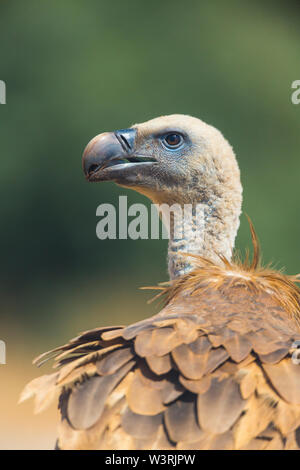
0, 0, 299, 449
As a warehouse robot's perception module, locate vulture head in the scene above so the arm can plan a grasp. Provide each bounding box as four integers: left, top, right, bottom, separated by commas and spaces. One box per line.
82, 115, 243, 277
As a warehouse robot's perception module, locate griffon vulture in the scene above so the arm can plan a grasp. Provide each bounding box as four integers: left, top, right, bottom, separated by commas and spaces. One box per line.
21, 115, 300, 450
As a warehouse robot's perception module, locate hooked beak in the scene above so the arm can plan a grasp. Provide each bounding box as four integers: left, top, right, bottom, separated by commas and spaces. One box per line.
82, 128, 156, 183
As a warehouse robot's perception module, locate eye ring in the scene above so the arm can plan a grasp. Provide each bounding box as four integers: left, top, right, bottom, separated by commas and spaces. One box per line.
161, 133, 184, 150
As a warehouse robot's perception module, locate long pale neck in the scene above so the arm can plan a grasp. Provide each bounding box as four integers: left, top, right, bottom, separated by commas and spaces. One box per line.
164, 200, 241, 280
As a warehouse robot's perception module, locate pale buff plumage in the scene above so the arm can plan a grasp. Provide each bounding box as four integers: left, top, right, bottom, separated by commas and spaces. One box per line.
131, 115, 242, 277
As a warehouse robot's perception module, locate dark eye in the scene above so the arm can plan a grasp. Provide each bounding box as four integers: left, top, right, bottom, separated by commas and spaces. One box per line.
162, 133, 183, 149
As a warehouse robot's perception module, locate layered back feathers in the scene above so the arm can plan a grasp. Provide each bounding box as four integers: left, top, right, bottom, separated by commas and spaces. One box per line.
21, 229, 300, 450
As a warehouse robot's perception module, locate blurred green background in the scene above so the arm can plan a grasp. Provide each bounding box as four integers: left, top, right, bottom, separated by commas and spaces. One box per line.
0, 0, 300, 448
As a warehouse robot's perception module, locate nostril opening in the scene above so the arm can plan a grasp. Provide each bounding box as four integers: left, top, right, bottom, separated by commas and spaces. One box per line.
88, 164, 100, 175
119, 134, 131, 150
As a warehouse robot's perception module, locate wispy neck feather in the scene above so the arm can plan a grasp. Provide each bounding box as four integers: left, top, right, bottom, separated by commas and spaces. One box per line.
164, 195, 242, 280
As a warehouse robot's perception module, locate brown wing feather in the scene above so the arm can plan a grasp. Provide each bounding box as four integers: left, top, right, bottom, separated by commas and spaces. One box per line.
164, 393, 204, 443
121, 407, 163, 439
21, 255, 300, 450
198, 377, 246, 434
67, 360, 135, 429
